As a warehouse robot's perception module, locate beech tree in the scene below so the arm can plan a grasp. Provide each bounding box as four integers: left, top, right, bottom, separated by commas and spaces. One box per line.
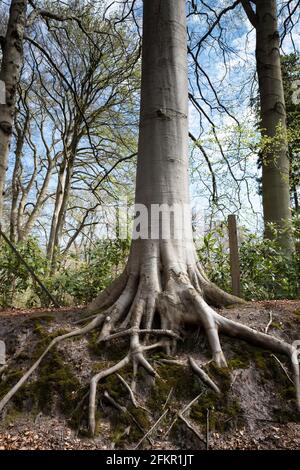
41, 16, 139, 269
242, 0, 294, 252
1, 0, 139, 260
0, 0, 299, 435
281, 53, 300, 213
0, 0, 27, 220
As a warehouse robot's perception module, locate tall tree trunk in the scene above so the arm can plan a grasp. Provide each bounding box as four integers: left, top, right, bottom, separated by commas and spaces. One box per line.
0, 0, 27, 220
88, 0, 240, 317
18, 159, 55, 241
255, 0, 294, 252
51, 153, 75, 267
10, 116, 29, 242
47, 157, 67, 264
47, 115, 82, 269
47, 132, 78, 270
131, 0, 193, 265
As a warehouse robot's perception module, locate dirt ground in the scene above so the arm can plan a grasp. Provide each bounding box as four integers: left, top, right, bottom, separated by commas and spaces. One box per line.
0, 300, 300, 450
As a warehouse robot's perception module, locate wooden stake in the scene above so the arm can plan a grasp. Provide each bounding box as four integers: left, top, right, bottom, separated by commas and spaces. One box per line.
228, 215, 241, 297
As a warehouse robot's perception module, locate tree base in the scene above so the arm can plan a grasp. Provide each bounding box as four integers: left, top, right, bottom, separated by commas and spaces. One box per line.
0, 256, 299, 437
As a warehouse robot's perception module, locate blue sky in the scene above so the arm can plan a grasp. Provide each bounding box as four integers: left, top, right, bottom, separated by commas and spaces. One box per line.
4, 0, 300, 245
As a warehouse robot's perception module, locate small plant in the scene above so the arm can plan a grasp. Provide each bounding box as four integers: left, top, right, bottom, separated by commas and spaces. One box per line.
1, 222, 298, 308
0, 237, 48, 307
46, 237, 130, 305
197, 220, 300, 301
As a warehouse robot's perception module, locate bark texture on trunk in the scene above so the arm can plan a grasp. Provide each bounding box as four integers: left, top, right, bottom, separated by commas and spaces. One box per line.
0, 0, 27, 220
131, 0, 194, 270
46, 157, 67, 265
18, 158, 55, 242
47, 123, 80, 269
10, 116, 28, 242
255, 0, 294, 252
88, 0, 241, 318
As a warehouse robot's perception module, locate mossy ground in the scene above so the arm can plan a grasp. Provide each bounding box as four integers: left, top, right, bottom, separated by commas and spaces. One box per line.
293, 309, 300, 324
0, 321, 81, 418
1, 318, 299, 447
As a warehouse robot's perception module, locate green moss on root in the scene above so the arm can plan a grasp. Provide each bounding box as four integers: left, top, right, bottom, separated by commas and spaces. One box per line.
87, 333, 128, 361
190, 389, 242, 433
227, 357, 249, 369
147, 363, 199, 413
188, 361, 243, 432
0, 324, 80, 416
270, 322, 283, 330
97, 368, 132, 402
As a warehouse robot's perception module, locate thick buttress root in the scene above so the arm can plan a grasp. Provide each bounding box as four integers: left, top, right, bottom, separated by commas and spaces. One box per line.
0, 265, 299, 437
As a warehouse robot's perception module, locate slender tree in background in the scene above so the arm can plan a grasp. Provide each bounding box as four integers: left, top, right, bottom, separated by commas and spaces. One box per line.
1, 0, 139, 262
9, 84, 32, 243
43, 16, 139, 270
281, 53, 300, 213
0, 0, 300, 433
242, 0, 294, 253
0, 0, 27, 220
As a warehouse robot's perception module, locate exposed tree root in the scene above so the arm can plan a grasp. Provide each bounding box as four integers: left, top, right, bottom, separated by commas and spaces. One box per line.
271, 354, 294, 385
0, 263, 299, 439
0, 314, 104, 413
116, 373, 150, 413
177, 395, 206, 445
188, 356, 221, 394
164, 392, 205, 443
103, 391, 154, 446
134, 408, 169, 449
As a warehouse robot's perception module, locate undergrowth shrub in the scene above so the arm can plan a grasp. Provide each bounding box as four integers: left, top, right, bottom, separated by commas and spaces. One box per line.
0, 237, 47, 307
47, 238, 130, 305
0, 222, 298, 308
197, 220, 300, 300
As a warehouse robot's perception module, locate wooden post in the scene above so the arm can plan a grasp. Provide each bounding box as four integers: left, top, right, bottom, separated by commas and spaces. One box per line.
0, 226, 60, 307
228, 215, 241, 297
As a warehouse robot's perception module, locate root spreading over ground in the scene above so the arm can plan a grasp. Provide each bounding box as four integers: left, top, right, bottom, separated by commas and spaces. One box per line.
0, 255, 299, 437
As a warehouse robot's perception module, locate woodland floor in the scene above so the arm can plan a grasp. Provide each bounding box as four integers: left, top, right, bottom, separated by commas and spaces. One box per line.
0, 300, 300, 450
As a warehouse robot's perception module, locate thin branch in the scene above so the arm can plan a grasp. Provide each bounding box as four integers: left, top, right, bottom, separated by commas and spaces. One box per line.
241, 0, 257, 28
134, 409, 169, 449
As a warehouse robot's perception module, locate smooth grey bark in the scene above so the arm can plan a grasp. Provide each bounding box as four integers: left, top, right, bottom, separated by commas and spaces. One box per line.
0, 0, 27, 220
46, 126, 80, 269
89, 0, 241, 315
18, 157, 55, 241
46, 156, 67, 264
243, 0, 294, 252
131, 0, 194, 269
257, 0, 293, 252
10, 114, 29, 242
